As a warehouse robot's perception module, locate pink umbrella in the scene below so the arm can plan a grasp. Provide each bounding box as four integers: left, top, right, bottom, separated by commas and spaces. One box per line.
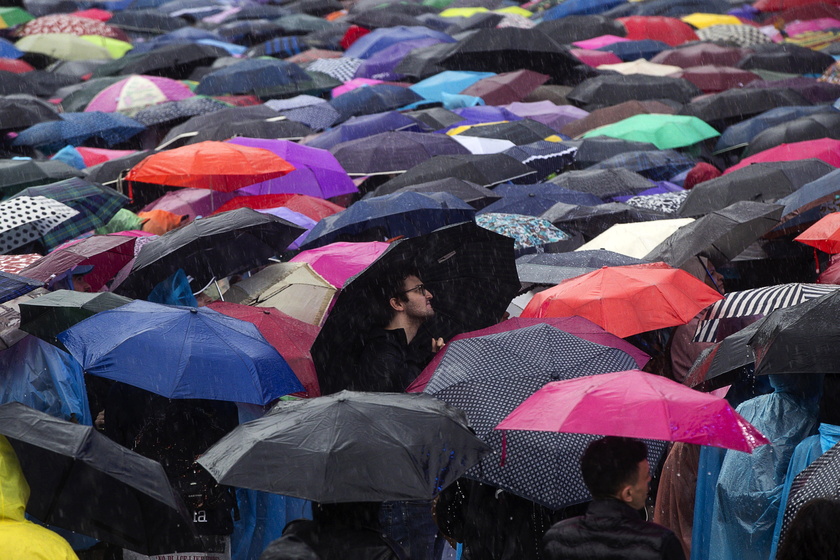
76, 147, 136, 168
785, 18, 840, 36
407, 316, 651, 392
725, 138, 840, 174
573, 35, 630, 50
496, 369, 770, 452
290, 241, 390, 289
85, 75, 195, 114
570, 48, 623, 67
332, 78, 384, 98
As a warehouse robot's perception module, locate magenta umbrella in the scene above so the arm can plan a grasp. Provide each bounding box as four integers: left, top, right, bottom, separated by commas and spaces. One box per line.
407, 316, 650, 392
570, 48, 623, 67
573, 34, 629, 50
290, 240, 389, 289
227, 137, 358, 199
496, 369, 770, 453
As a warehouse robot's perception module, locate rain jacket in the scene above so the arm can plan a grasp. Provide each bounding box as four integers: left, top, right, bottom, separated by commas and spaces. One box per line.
0, 436, 79, 560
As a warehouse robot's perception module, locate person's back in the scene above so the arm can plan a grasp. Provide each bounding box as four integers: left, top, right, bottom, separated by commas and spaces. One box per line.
0, 435, 79, 560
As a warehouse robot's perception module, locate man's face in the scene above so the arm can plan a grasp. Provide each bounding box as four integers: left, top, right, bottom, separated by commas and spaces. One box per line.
72, 275, 92, 293
626, 459, 651, 510
400, 275, 434, 321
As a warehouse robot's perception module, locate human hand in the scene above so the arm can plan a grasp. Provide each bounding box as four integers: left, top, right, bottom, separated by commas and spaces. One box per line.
432, 337, 445, 353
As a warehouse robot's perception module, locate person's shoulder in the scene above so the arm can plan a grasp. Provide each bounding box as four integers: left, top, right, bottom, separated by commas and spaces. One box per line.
0, 520, 80, 560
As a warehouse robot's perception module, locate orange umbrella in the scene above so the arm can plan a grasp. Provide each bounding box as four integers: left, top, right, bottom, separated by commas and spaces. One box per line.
520, 262, 723, 337
125, 141, 296, 192
211, 194, 343, 221
795, 212, 840, 254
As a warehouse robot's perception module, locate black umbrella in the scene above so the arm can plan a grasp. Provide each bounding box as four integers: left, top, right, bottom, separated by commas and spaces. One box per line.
375, 153, 537, 194
84, 150, 152, 188
213, 19, 287, 47
548, 168, 653, 200
535, 15, 626, 44
645, 201, 784, 268
502, 140, 578, 182
743, 112, 840, 157
567, 74, 702, 110
0, 70, 78, 98
737, 43, 835, 75
515, 249, 647, 285
749, 289, 840, 376
0, 94, 60, 132
541, 201, 669, 239
443, 11, 504, 34
112, 43, 230, 80
0, 402, 201, 555
198, 391, 489, 502
573, 137, 657, 167
390, 177, 501, 210
312, 221, 519, 394
158, 104, 281, 147
686, 320, 762, 392
455, 119, 559, 146
0, 159, 84, 197
403, 106, 463, 131
169, 118, 314, 148
284, 0, 343, 17
330, 130, 469, 176
479, 182, 601, 217
115, 208, 305, 299
394, 41, 459, 80
422, 322, 667, 509
438, 28, 582, 85
677, 159, 836, 217
132, 96, 230, 128
679, 87, 812, 130
348, 8, 425, 28
108, 9, 189, 36
744, 77, 840, 105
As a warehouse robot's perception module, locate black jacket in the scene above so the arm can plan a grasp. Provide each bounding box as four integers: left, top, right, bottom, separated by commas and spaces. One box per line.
355, 328, 433, 392
261, 518, 406, 560
542, 499, 686, 560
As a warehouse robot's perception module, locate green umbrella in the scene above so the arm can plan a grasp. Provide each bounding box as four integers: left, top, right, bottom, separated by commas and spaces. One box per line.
18, 290, 132, 349
581, 114, 720, 150
0, 7, 34, 27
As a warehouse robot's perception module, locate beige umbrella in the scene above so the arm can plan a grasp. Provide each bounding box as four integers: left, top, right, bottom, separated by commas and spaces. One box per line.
575, 217, 694, 258
597, 58, 683, 77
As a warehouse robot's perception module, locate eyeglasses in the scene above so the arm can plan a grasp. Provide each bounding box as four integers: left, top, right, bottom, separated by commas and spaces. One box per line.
400, 284, 428, 296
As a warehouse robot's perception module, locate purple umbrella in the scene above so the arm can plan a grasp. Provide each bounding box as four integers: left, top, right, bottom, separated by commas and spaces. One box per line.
354, 38, 444, 81
227, 137, 358, 199
503, 101, 589, 131
255, 207, 316, 249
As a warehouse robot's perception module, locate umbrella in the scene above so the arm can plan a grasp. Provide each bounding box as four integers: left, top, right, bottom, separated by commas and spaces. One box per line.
645, 201, 784, 267
301, 191, 476, 249
617, 16, 699, 46
354, 37, 444, 81
0, 160, 84, 199
312, 221, 519, 394
459, 70, 550, 105
227, 137, 358, 199
195, 58, 311, 96
0, 7, 33, 28
595, 58, 682, 77
515, 250, 647, 285
590, 149, 696, 181
408, 70, 497, 104
84, 75, 195, 115
479, 181, 601, 217
0, 402, 201, 555
115, 208, 305, 299
795, 213, 840, 254
131, 95, 230, 127
207, 301, 321, 398
743, 113, 840, 157
212, 194, 342, 222
678, 160, 835, 217
304, 110, 425, 150
393, 41, 457, 80
521, 262, 723, 337
668, 65, 762, 94
330, 130, 469, 175
0, 196, 78, 255
696, 24, 772, 48
0, 271, 42, 304
737, 43, 834, 75
561, 99, 677, 138
375, 153, 537, 194
503, 101, 588, 131
58, 300, 304, 404
574, 217, 693, 258
198, 391, 489, 502
748, 289, 840, 376
389, 178, 501, 210
501, 140, 578, 181
107, 9, 189, 37
222, 262, 336, 327
18, 289, 132, 348
13, 112, 147, 152
167, 118, 315, 147
573, 137, 655, 167
0, 254, 41, 275
543, 201, 670, 239
421, 322, 664, 509
693, 283, 840, 344
596, 39, 671, 62
0, 95, 60, 131
679, 88, 812, 130
496, 369, 769, 452
14, 33, 116, 61
449, 119, 559, 146
16, 13, 127, 40
290, 241, 389, 290
541, 0, 625, 20
159, 105, 291, 147
567, 74, 701, 110
138, 188, 233, 221
685, 321, 762, 391
125, 141, 296, 192
581, 114, 719, 150
13, 178, 129, 251
549, 168, 654, 200
534, 15, 626, 44
649, 43, 748, 68
328, 84, 423, 122
725, 139, 840, 175
745, 77, 840, 105
475, 213, 570, 250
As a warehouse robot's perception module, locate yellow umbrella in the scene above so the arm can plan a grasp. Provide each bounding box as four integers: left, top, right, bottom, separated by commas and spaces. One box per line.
80, 35, 133, 58
15, 33, 112, 60
597, 58, 683, 77
681, 13, 743, 29
495, 6, 532, 16
439, 7, 487, 17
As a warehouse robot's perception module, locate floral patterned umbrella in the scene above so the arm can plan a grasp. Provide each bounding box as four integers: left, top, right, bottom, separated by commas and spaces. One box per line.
15, 14, 128, 41
476, 213, 569, 250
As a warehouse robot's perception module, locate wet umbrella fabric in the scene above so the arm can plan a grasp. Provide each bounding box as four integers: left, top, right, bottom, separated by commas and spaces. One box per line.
679, 88, 812, 129
475, 213, 570, 250
422, 322, 664, 509
0, 95, 60, 131
389, 178, 501, 210
198, 391, 489, 502
115, 208, 304, 299
131, 96, 230, 127
534, 15, 626, 44
725, 139, 840, 175
58, 300, 303, 404
737, 43, 835, 75
450, 119, 559, 146
0, 402, 201, 555
743, 112, 840, 157
573, 137, 656, 167
0, 271, 42, 304
496, 369, 769, 452
590, 149, 695, 181
560, 99, 678, 138
581, 114, 719, 150
13, 112, 147, 152
330, 130, 469, 175
479, 182, 601, 217
195, 58, 311, 96
515, 249, 647, 285
795, 213, 840, 254
549, 168, 653, 200
649, 43, 748, 69
328, 84, 423, 122
304, 110, 424, 150
567, 74, 702, 109
669, 65, 762, 94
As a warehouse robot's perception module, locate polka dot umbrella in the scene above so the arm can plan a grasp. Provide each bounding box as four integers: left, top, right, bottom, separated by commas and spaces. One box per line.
0, 196, 79, 255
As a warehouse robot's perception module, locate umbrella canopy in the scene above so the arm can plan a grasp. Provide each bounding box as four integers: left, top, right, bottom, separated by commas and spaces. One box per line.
534, 15, 626, 44
549, 168, 654, 200
212, 194, 342, 222
645, 201, 784, 268
131, 95, 230, 127
515, 249, 647, 284
590, 149, 696, 182
459, 70, 550, 105
561, 99, 677, 138
301, 191, 476, 249
0, 196, 78, 255
696, 24, 772, 48
115, 208, 304, 299
13, 112, 147, 152
669, 65, 762, 94
679, 88, 812, 130
330, 130, 469, 175
737, 43, 834, 75
617, 16, 699, 46
198, 391, 489, 502
475, 213, 570, 250
795, 213, 840, 254
389, 177, 501, 210
480, 181, 602, 217
85, 74, 195, 115
574, 217, 694, 258
0, 270, 42, 304
125, 141, 296, 192
650, 42, 748, 68
328, 84, 423, 122
58, 300, 304, 404
448, 119, 559, 146
0, 95, 60, 132
725, 138, 840, 175
196, 58, 312, 96
743, 112, 840, 157
581, 113, 719, 150
497, 369, 769, 452
16, 13, 126, 40
567, 73, 701, 110
0, 403, 201, 555
421, 322, 664, 509
521, 262, 723, 338
15, 33, 120, 61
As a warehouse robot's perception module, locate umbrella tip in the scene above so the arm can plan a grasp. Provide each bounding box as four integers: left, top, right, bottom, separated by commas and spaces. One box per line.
190, 308, 198, 313
263, 309, 271, 314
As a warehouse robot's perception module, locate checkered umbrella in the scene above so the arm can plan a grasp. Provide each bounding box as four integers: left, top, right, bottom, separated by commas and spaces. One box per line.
696, 24, 772, 48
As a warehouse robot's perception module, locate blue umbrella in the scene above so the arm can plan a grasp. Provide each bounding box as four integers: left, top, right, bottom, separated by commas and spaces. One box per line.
410, 70, 495, 104
329, 84, 424, 122
602, 0, 732, 17
0, 271, 42, 304
591, 149, 696, 182
597, 39, 671, 61
196, 58, 311, 96
58, 300, 304, 405
715, 105, 838, 152
304, 110, 425, 150
0, 37, 23, 59
478, 182, 602, 216
344, 25, 455, 59
355, 38, 444, 81
541, 0, 625, 20
13, 112, 146, 152
301, 191, 476, 248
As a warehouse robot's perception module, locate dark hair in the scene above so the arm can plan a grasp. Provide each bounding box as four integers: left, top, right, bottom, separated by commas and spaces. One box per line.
777, 498, 840, 560
580, 436, 648, 499
313, 502, 382, 530
371, 264, 422, 327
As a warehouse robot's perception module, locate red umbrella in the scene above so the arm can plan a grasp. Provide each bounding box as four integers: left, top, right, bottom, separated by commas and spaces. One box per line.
795, 212, 840, 254
125, 141, 296, 192
0, 58, 34, 73
407, 316, 651, 392
754, 0, 829, 12
668, 65, 761, 94
617, 16, 699, 46
212, 194, 344, 221
520, 262, 724, 338
0, 254, 42, 275
496, 369, 770, 452
207, 301, 321, 397
725, 138, 840, 174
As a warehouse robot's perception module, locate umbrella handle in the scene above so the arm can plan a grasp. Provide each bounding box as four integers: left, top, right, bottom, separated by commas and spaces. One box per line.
815, 247, 821, 276
500, 431, 507, 467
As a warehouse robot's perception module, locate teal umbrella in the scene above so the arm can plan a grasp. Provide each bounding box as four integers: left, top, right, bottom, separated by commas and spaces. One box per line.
582, 113, 720, 149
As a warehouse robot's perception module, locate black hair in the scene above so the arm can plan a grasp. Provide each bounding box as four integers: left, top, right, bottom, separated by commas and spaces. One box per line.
370, 263, 422, 327
777, 498, 840, 560
580, 436, 648, 499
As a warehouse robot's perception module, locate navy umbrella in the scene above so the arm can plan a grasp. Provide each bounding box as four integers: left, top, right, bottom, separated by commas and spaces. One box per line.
13, 112, 146, 152
328, 84, 424, 123
305, 110, 424, 150
195, 58, 311, 96
589, 149, 695, 182
597, 39, 671, 62
0, 270, 43, 304
549, 168, 653, 200
714, 105, 835, 152
478, 182, 601, 217
301, 191, 476, 248
330, 130, 469, 175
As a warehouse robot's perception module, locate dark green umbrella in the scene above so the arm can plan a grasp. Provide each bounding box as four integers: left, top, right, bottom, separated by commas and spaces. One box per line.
19, 289, 132, 349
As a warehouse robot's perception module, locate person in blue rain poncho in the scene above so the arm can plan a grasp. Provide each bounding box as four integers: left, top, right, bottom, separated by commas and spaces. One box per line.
691, 374, 821, 560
